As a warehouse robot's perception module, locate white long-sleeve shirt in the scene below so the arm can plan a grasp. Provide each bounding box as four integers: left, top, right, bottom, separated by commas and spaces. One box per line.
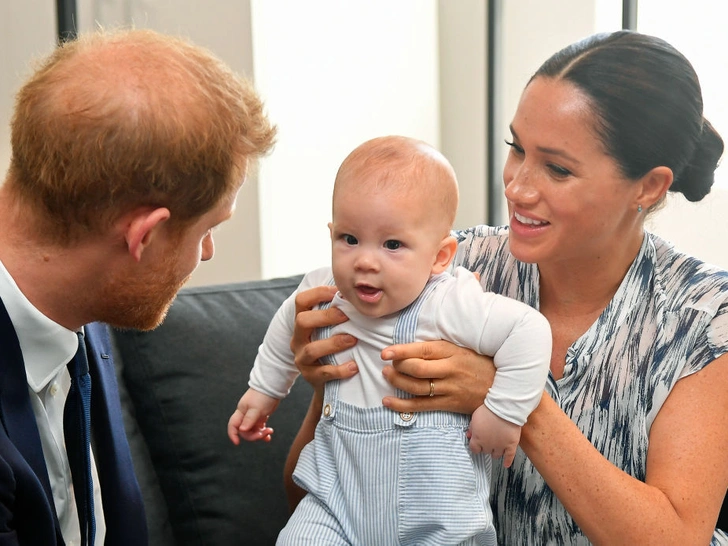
249, 266, 551, 426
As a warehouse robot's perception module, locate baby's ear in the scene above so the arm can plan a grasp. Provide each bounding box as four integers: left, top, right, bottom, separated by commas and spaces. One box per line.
431, 236, 458, 275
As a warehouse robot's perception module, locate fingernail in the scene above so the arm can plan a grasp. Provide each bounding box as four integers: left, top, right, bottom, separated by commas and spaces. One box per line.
348, 363, 358, 372
381, 350, 393, 360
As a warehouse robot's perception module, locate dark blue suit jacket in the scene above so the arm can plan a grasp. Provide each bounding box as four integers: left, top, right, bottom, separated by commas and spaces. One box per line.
0, 299, 147, 546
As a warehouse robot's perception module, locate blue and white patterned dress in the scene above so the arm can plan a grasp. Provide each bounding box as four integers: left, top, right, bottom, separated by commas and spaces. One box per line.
454, 225, 728, 545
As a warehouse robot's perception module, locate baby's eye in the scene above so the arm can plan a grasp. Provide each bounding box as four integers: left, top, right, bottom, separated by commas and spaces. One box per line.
384, 240, 402, 250
343, 234, 358, 245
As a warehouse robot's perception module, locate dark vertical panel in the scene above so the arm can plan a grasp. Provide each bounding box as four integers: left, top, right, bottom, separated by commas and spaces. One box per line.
57, 0, 78, 43
622, 0, 638, 30
486, 0, 502, 225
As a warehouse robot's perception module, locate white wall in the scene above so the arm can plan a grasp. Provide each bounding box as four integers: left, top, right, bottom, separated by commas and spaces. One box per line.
438, 0, 487, 232
250, 0, 441, 279
648, 191, 728, 269
0, 1, 56, 177
2, 0, 726, 286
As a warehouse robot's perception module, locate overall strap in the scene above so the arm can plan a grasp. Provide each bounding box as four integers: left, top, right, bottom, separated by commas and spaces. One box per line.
392, 274, 448, 402
314, 277, 342, 417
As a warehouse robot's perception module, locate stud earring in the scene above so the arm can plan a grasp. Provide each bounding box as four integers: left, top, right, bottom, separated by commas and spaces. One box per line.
637, 204, 643, 213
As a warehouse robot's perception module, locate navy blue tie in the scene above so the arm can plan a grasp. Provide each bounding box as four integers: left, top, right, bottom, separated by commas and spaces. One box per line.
64, 331, 96, 546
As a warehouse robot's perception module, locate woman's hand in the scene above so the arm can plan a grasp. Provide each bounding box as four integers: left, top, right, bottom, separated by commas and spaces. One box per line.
380, 341, 495, 414
291, 285, 358, 394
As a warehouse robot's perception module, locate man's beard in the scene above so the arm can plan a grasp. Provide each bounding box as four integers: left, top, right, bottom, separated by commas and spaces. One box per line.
97, 250, 191, 331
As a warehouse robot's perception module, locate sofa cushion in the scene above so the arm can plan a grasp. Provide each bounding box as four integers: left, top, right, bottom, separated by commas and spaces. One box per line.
112, 275, 310, 546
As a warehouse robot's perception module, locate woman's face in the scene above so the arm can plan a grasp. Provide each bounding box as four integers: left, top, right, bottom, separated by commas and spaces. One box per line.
503, 76, 643, 268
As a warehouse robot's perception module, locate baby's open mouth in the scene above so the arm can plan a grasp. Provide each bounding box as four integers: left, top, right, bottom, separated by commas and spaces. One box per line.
355, 284, 383, 302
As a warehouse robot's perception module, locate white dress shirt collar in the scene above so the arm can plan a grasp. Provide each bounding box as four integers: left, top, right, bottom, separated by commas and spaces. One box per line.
0, 259, 78, 391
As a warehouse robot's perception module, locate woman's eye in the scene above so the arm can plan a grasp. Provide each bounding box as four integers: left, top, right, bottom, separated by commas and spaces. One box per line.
504, 140, 524, 155
384, 240, 402, 250
343, 234, 358, 245
548, 164, 572, 177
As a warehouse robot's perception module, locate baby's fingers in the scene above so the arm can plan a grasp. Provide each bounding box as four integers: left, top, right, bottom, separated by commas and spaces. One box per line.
227, 412, 244, 445
237, 426, 274, 443
502, 444, 517, 468
240, 408, 264, 432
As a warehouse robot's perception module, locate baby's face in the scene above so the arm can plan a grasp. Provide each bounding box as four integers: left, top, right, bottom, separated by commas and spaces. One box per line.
330, 185, 445, 318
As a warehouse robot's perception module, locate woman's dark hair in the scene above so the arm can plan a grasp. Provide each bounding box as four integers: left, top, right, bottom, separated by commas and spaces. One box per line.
533, 30, 723, 202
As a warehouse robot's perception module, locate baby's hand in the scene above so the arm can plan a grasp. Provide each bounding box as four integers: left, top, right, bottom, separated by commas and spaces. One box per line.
468, 405, 521, 468
227, 389, 280, 445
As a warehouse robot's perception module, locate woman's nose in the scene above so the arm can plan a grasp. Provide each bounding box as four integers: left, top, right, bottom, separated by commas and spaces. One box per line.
504, 162, 539, 205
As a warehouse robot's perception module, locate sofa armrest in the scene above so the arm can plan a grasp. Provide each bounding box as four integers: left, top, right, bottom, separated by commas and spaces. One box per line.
111, 275, 310, 546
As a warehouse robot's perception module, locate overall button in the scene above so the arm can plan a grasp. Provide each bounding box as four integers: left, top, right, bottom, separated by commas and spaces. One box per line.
323, 404, 332, 417
399, 412, 413, 422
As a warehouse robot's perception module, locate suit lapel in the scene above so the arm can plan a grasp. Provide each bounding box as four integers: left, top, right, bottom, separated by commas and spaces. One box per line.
0, 297, 57, 508
86, 322, 148, 546
0, 301, 147, 544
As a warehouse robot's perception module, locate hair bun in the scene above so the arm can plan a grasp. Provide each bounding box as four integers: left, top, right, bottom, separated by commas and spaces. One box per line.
670, 119, 725, 202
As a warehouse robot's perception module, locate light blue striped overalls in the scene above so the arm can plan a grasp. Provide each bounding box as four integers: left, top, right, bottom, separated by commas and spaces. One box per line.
277, 276, 497, 545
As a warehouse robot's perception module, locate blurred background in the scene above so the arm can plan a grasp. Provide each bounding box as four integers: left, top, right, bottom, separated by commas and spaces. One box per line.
1, 0, 726, 286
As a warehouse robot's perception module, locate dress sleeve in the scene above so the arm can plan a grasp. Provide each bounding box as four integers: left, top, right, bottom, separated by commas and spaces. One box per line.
680, 298, 728, 379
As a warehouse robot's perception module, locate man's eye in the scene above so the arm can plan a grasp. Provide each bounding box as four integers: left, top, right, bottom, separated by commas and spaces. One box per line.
384, 240, 402, 250
344, 234, 358, 245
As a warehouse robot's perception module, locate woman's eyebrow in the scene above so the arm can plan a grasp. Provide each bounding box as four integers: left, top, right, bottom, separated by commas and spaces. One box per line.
509, 125, 582, 165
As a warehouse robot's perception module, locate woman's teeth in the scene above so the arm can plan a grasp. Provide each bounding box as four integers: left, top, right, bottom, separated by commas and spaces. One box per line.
514, 211, 546, 226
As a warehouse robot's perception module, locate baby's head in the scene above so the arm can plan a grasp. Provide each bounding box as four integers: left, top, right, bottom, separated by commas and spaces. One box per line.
329, 135, 459, 318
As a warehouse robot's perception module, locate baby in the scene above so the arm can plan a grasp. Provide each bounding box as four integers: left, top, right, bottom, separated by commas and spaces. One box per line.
228, 135, 551, 544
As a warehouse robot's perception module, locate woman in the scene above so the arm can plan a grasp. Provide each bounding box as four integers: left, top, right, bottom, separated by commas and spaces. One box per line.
285, 31, 728, 544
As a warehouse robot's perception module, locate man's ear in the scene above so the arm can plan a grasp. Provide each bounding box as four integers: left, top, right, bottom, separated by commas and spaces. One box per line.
124, 207, 172, 262
637, 166, 673, 211
431, 235, 458, 275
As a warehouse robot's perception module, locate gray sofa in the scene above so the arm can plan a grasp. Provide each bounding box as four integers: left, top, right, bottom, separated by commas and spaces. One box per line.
109, 273, 728, 544
110, 274, 310, 546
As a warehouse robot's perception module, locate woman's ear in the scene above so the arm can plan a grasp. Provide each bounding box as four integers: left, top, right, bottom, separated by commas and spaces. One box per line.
637, 166, 673, 210
431, 235, 458, 275
124, 207, 171, 262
